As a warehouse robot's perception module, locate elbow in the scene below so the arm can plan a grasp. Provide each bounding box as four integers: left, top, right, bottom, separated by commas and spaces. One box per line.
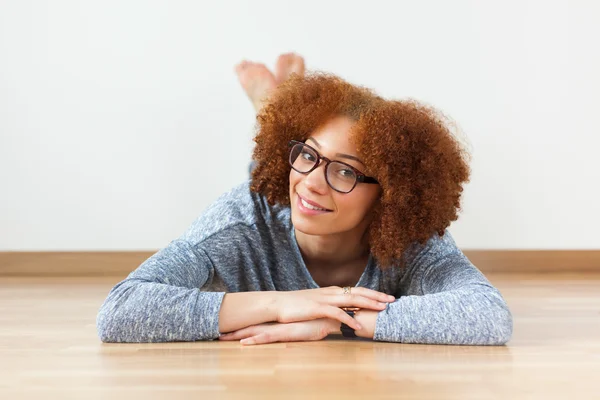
467, 289, 514, 346
96, 281, 136, 343
96, 297, 124, 343
494, 306, 514, 345
484, 301, 514, 346
96, 308, 114, 343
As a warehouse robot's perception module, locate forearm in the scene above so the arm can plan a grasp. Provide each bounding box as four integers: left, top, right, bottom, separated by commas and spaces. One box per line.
326, 288, 512, 345
97, 279, 226, 343
388, 239, 514, 345
374, 288, 513, 345
218, 291, 279, 334
97, 282, 279, 342
326, 309, 378, 339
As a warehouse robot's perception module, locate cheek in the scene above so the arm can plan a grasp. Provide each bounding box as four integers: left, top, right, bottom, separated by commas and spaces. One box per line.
289, 169, 305, 188
338, 193, 376, 217
334, 197, 362, 218
289, 171, 298, 190
289, 171, 301, 200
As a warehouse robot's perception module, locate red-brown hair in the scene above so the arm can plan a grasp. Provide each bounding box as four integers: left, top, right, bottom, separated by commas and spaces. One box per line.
250, 71, 471, 270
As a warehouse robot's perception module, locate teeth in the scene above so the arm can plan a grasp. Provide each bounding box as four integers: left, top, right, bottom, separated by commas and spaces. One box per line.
301, 198, 327, 211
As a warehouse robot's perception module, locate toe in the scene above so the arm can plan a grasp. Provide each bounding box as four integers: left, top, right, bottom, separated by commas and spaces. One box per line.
275, 52, 305, 83
235, 60, 250, 72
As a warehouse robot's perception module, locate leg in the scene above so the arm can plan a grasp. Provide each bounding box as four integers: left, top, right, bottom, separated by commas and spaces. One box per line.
235, 52, 306, 115
274, 52, 305, 86
237, 53, 306, 177
235, 61, 277, 114
248, 159, 258, 176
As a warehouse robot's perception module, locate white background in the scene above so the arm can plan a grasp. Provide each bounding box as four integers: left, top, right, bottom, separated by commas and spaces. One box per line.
1, 0, 598, 251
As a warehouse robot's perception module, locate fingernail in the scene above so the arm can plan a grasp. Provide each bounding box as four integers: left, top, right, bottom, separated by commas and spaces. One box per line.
241, 338, 254, 345
356, 324, 362, 330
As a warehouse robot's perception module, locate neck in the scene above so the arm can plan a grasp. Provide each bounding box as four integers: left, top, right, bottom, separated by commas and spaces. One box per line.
294, 218, 372, 269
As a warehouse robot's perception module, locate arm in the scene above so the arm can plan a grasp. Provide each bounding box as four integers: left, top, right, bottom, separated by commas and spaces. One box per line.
370, 230, 513, 345
248, 160, 257, 176
96, 239, 278, 343
219, 291, 278, 333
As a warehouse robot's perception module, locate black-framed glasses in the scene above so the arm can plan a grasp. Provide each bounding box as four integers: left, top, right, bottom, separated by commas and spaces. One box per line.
288, 140, 379, 194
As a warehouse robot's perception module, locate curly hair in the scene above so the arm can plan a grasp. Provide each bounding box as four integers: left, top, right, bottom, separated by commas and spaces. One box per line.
249, 71, 472, 270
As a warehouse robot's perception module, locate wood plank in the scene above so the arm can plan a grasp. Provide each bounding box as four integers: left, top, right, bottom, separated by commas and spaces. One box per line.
0, 274, 598, 398
1, 250, 599, 277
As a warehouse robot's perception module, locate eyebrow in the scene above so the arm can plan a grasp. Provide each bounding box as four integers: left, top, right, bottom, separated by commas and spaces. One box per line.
306, 137, 365, 166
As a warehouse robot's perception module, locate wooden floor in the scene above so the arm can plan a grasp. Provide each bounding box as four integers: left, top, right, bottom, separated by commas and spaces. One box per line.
1, 274, 599, 399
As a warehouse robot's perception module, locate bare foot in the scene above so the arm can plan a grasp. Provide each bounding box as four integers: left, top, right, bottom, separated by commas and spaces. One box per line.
235, 60, 278, 113
275, 52, 305, 85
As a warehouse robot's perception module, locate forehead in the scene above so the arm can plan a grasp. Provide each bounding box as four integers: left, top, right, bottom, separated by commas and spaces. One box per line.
305, 138, 365, 168
308, 116, 358, 155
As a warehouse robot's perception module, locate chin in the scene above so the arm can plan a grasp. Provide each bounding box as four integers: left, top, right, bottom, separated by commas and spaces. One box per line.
291, 213, 325, 235
292, 210, 345, 236
292, 222, 327, 236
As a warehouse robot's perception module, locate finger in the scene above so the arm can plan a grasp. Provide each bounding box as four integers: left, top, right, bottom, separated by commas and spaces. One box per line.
219, 333, 241, 341
241, 332, 273, 346
348, 287, 396, 302
331, 293, 391, 311
219, 333, 242, 341
219, 327, 256, 341
326, 286, 395, 303
321, 306, 362, 331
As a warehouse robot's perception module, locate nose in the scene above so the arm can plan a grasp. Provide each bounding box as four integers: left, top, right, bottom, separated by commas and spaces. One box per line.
303, 160, 329, 193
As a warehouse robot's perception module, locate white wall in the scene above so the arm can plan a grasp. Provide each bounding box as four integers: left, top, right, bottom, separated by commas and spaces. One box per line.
1, 0, 598, 251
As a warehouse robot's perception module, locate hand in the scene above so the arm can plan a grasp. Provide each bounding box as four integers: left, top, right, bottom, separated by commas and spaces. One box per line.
218, 318, 338, 346
274, 286, 395, 331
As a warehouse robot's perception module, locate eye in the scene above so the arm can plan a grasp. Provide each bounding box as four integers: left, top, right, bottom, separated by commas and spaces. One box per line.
338, 169, 354, 177
300, 150, 316, 161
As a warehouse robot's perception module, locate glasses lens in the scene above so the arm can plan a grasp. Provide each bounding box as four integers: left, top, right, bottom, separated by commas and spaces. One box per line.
327, 162, 357, 193
289, 143, 318, 172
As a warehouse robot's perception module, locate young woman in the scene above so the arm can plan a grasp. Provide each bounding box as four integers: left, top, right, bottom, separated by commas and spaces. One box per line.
96, 53, 513, 346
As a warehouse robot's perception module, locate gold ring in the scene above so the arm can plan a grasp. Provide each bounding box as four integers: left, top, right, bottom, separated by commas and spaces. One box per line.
342, 286, 351, 295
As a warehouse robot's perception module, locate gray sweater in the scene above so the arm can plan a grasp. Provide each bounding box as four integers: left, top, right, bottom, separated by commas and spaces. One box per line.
96, 172, 513, 345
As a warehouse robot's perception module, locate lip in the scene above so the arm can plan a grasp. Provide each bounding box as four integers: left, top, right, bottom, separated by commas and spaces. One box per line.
297, 194, 332, 215
297, 193, 331, 211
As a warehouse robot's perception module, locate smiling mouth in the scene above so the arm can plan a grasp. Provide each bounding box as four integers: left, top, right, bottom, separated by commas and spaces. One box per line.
297, 194, 332, 212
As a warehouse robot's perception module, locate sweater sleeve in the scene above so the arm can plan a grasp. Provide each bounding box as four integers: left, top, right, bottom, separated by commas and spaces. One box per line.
373, 230, 513, 345
96, 239, 226, 343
